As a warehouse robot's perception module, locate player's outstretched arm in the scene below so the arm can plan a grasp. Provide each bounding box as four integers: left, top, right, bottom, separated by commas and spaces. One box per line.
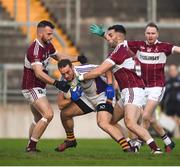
32, 63, 70, 92
78, 60, 113, 81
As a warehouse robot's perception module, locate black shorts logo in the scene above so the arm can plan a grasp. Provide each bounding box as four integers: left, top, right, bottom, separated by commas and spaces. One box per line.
96, 103, 114, 114
38, 89, 43, 94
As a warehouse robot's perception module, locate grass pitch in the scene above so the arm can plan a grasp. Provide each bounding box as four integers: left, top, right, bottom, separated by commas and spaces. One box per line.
0, 138, 180, 166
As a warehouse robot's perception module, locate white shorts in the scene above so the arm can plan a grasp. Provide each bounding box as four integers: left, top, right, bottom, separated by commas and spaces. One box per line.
144, 87, 165, 103
120, 87, 145, 108
22, 87, 46, 103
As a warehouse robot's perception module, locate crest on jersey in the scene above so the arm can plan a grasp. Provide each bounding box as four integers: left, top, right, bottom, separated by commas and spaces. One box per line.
147, 47, 151, 52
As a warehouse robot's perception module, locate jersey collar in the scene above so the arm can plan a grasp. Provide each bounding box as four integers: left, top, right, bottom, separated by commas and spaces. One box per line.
116, 40, 127, 48
35, 39, 44, 48
146, 39, 159, 45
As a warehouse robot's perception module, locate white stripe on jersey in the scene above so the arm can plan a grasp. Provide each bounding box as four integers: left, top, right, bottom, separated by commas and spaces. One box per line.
34, 41, 39, 57
137, 51, 167, 64
74, 64, 98, 74
74, 64, 107, 83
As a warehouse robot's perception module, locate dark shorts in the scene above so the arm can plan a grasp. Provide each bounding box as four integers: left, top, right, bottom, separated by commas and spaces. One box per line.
74, 99, 94, 114
74, 99, 114, 114
166, 109, 177, 117
96, 102, 114, 114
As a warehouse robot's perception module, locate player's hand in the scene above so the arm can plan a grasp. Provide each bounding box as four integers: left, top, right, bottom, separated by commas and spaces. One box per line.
53, 80, 70, 92
89, 24, 105, 37
77, 54, 88, 64
105, 84, 115, 99
76, 72, 84, 81
70, 85, 82, 101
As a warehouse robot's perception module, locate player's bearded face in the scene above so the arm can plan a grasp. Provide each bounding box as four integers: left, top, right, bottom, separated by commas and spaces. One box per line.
145, 27, 159, 45
42, 27, 54, 44
106, 30, 117, 48
60, 65, 74, 81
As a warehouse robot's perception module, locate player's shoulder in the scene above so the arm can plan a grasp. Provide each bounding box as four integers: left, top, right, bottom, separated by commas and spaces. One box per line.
156, 40, 173, 46
27, 39, 41, 52
128, 40, 145, 46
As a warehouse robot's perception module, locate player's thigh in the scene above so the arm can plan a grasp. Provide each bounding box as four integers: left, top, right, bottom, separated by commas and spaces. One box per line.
97, 111, 112, 124
124, 104, 140, 124
30, 104, 42, 122
61, 102, 85, 117
111, 100, 124, 124
62, 97, 94, 117
144, 99, 159, 117
32, 96, 53, 117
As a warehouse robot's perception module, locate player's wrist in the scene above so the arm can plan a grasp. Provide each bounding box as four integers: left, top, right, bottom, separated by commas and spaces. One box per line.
53, 80, 58, 86
78, 74, 84, 81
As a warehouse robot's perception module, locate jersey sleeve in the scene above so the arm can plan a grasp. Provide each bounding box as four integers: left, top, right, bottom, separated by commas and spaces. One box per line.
163, 42, 174, 56
128, 40, 144, 54
49, 43, 57, 56
108, 46, 126, 65
27, 45, 43, 66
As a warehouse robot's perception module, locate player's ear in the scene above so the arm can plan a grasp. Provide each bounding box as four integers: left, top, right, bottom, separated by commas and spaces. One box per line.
157, 32, 159, 38
37, 27, 44, 37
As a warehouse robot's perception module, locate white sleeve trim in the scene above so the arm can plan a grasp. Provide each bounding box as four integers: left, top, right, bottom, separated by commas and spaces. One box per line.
50, 50, 58, 56
172, 46, 176, 54
31, 62, 42, 66
105, 58, 115, 65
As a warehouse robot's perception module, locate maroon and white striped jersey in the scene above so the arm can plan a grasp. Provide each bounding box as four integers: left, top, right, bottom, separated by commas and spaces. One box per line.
22, 39, 56, 89
105, 40, 145, 90
128, 40, 174, 87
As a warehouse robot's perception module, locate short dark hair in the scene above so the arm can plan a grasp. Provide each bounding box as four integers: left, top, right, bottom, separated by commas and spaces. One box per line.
58, 59, 72, 69
37, 20, 55, 29
146, 22, 158, 31
108, 24, 126, 35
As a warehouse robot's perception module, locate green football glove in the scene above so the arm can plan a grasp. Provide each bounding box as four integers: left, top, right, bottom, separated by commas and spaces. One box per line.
89, 24, 105, 37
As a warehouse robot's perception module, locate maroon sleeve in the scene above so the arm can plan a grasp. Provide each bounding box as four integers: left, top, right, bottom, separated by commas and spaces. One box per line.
128, 40, 144, 54
109, 46, 126, 65
27, 43, 43, 64
49, 43, 56, 55
161, 42, 174, 56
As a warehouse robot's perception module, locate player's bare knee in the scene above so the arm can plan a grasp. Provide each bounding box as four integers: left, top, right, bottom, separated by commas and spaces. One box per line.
34, 117, 42, 123
110, 119, 117, 125
124, 118, 134, 130
43, 113, 54, 123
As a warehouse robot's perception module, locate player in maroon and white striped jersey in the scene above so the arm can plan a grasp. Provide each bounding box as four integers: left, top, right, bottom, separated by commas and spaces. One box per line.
90, 22, 180, 152
127, 22, 179, 152
21, 20, 85, 152
79, 25, 162, 154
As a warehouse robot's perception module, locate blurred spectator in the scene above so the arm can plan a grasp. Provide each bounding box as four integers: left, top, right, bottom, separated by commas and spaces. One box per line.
161, 64, 180, 138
